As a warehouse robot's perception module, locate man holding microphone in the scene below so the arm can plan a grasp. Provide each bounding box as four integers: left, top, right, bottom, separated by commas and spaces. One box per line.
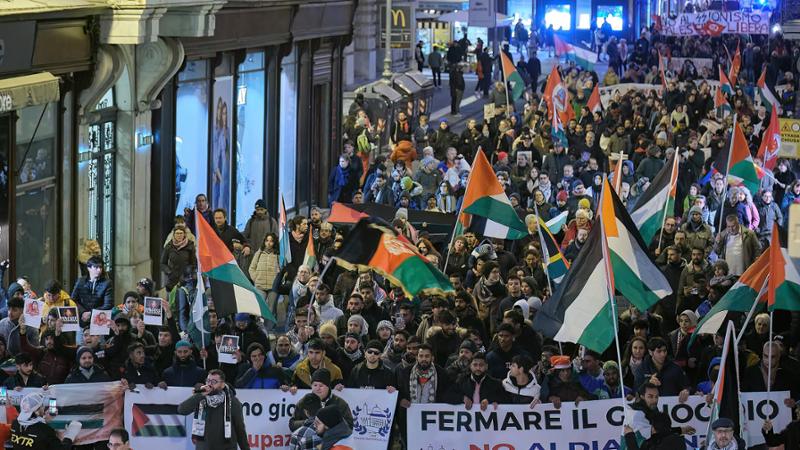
178, 369, 248, 450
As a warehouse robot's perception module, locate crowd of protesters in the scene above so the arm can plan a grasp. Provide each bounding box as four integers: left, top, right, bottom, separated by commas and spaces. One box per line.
0, 19, 799, 450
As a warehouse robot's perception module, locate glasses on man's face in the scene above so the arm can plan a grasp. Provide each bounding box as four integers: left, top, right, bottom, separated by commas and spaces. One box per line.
366, 350, 381, 355
205, 379, 220, 385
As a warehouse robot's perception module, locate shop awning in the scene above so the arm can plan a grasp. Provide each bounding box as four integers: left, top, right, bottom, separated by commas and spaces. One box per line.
0, 72, 60, 113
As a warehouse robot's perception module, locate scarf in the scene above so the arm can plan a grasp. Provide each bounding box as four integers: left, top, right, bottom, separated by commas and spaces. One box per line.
409, 363, 437, 403
333, 165, 349, 189
172, 235, 188, 251
709, 439, 738, 450
79, 366, 95, 380
18, 414, 46, 428
344, 347, 363, 362
193, 386, 232, 441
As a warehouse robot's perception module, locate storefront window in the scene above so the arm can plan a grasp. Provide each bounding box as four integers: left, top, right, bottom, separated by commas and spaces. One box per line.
279, 49, 298, 210
596, 5, 624, 30
211, 73, 233, 216
235, 51, 266, 229
507, 0, 534, 27
577, 0, 593, 29
175, 60, 209, 216
545, 4, 572, 31
15, 102, 57, 288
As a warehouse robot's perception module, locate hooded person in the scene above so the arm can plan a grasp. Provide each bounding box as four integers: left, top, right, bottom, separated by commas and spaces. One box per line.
345, 315, 369, 342
11, 392, 83, 450
314, 405, 354, 450
512, 299, 531, 322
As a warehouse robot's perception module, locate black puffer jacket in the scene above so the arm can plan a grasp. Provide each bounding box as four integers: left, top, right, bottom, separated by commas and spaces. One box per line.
70, 276, 113, 314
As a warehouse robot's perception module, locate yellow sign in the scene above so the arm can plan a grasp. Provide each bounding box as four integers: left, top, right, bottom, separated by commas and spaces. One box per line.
392, 8, 407, 28
779, 118, 800, 159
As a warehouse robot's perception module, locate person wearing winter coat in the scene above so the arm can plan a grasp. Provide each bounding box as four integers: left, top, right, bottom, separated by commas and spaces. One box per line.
454, 353, 507, 407
623, 410, 687, 450
290, 368, 353, 431
64, 347, 111, 383
540, 355, 593, 408
346, 340, 397, 390
212, 209, 250, 254
177, 369, 249, 450
161, 227, 196, 292
414, 156, 443, 197
70, 256, 113, 324
235, 343, 288, 389
19, 323, 72, 385
313, 405, 354, 450
242, 199, 278, 256
756, 190, 783, 237
502, 354, 541, 406
248, 233, 280, 296
162, 340, 206, 387
328, 154, 360, 205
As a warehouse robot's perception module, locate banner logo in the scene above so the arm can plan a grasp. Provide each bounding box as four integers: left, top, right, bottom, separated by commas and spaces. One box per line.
352, 403, 392, 439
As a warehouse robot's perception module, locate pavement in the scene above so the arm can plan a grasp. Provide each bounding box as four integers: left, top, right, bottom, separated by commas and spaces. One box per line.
421, 49, 610, 134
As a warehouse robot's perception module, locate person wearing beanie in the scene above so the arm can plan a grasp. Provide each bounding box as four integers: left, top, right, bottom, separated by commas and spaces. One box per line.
232, 312, 269, 358
346, 339, 397, 391
313, 405, 353, 450
598, 360, 633, 400
10, 391, 83, 450
162, 340, 206, 388
64, 347, 110, 384
242, 199, 278, 260
319, 321, 338, 342
681, 204, 714, 256
540, 355, 592, 409
334, 332, 364, 380
445, 338, 477, 381
234, 342, 287, 390
290, 368, 353, 432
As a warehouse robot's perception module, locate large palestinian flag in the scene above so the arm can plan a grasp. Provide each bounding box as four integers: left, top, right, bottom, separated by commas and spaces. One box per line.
334, 218, 453, 297
630, 156, 678, 245
768, 224, 800, 311
500, 51, 525, 101
691, 250, 770, 341
532, 223, 615, 353
601, 178, 672, 312
456, 150, 527, 239
725, 121, 761, 194
705, 321, 745, 447
196, 210, 275, 321
47, 382, 124, 444
131, 404, 186, 437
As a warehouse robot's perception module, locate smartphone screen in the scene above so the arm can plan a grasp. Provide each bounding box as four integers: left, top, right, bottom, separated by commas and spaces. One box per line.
48, 399, 58, 416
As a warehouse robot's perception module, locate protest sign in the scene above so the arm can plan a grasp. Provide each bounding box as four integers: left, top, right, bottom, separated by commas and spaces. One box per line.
484, 104, 495, 120
23, 299, 43, 329
57, 306, 79, 332
90, 309, 112, 335
668, 57, 713, 74
218, 335, 239, 364
661, 11, 770, 36
407, 392, 792, 450
779, 118, 800, 159
143, 296, 163, 326
125, 387, 397, 450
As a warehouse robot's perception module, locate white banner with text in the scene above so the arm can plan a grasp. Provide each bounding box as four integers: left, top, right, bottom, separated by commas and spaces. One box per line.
661, 11, 770, 36
407, 391, 791, 450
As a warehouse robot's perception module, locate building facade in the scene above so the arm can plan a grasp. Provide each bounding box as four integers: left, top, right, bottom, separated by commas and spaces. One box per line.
0, 0, 356, 301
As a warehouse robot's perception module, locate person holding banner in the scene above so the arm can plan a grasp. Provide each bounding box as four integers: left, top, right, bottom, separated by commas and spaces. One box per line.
178, 369, 249, 450
313, 405, 353, 450
289, 368, 353, 432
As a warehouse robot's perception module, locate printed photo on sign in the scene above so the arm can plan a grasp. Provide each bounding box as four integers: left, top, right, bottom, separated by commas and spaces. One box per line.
143, 297, 163, 326
23, 299, 44, 329
57, 307, 79, 332
218, 335, 239, 364
90, 309, 112, 335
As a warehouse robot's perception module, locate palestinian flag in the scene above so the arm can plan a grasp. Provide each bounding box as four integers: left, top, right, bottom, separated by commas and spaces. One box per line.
705, 321, 745, 447
535, 211, 570, 286
551, 105, 568, 149
196, 210, 275, 321
719, 66, 733, 95
601, 178, 672, 312
726, 121, 761, 194
457, 150, 527, 239
278, 195, 291, 267
543, 65, 575, 124
545, 210, 568, 233
333, 218, 453, 297
532, 223, 615, 352
303, 229, 317, 271
131, 404, 186, 437
500, 51, 525, 101
715, 87, 732, 116
587, 83, 602, 114
692, 250, 769, 340
48, 382, 124, 444
757, 106, 781, 171
630, 156, 679, 245
728, 42, 741, 86
554, 35, 596, 70
768, 224, 800, 311
757, 68, 780, 114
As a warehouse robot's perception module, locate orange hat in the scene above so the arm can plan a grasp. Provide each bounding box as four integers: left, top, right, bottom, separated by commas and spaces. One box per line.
550, 355, 571, 370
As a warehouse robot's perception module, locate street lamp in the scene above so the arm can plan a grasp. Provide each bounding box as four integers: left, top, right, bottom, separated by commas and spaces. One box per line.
383, 0, 393, 79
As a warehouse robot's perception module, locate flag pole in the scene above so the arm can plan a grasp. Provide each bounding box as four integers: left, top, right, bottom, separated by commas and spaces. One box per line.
444, 153, 481, 272
735, 276, 769, 344
533, 202, 553, 293
613, 151, 625, 193
656, 152, 679, 253
308, 257, 336, 324
598, 180, 629, 421
767, 309, 773, 401
194, 209, 207, 370
717, 115, 737, 235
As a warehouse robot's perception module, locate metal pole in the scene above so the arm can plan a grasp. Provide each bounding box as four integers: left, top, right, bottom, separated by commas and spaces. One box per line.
383, 0, 393, 79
